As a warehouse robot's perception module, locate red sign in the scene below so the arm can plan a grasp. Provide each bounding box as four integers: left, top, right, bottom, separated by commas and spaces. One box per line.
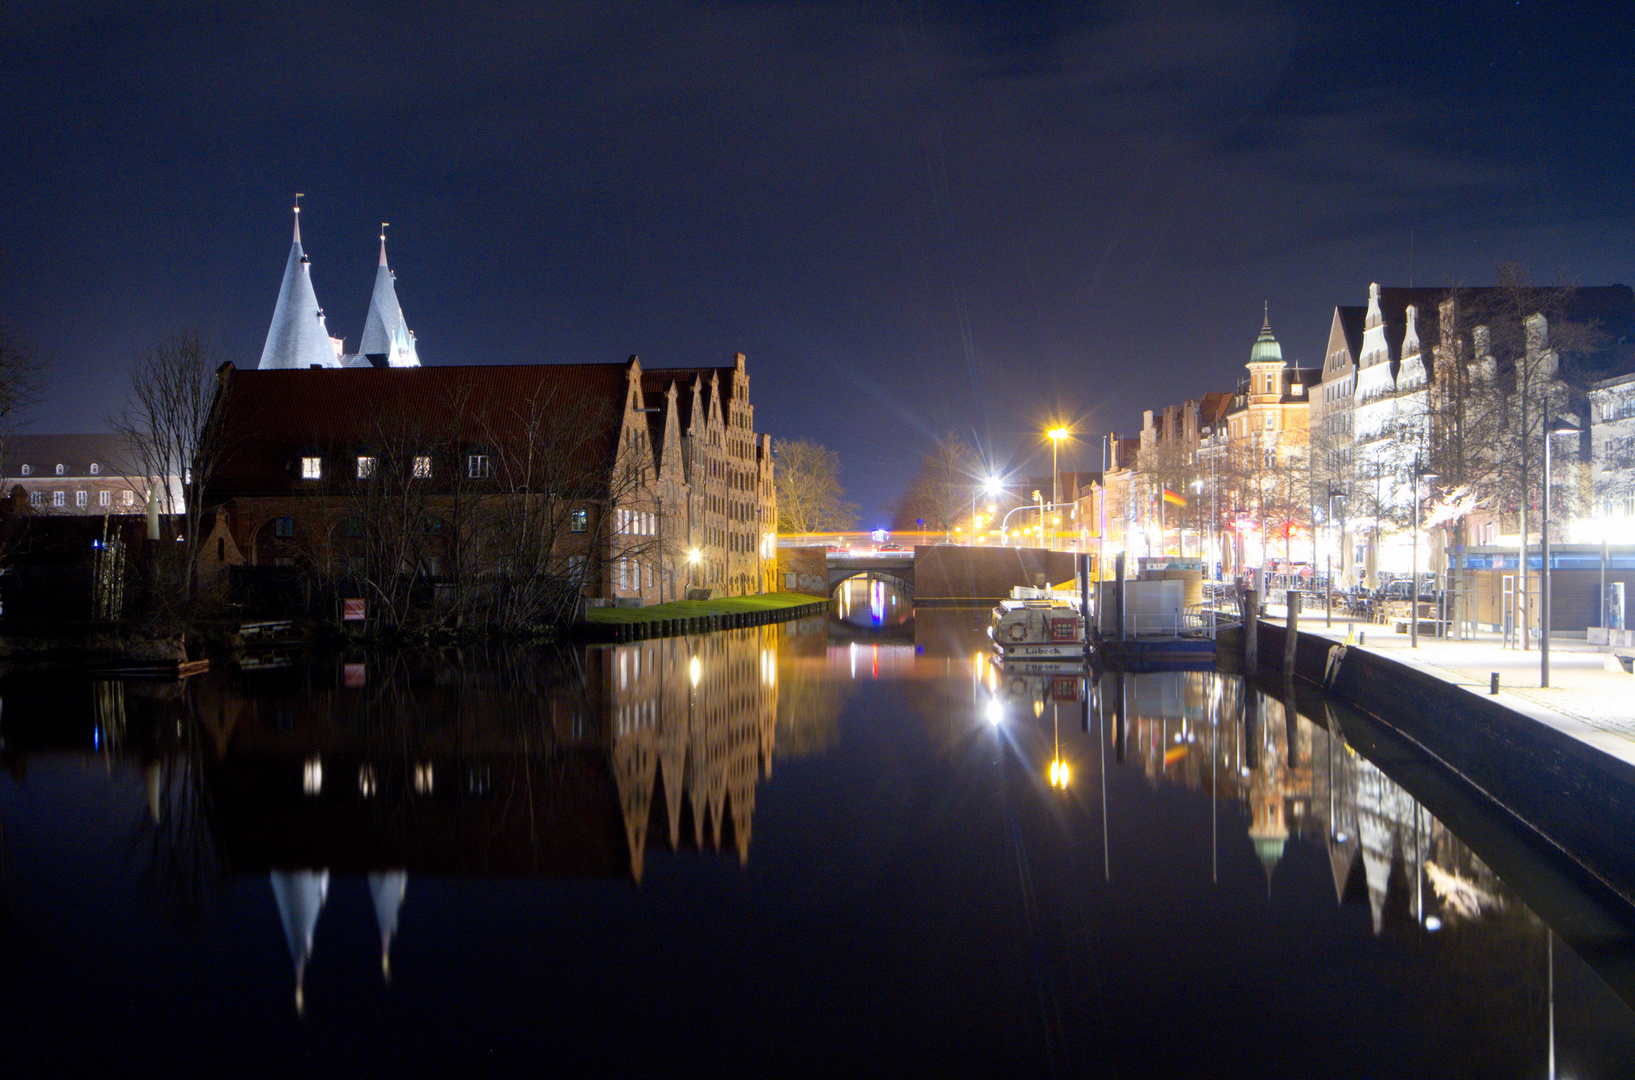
343, 598, 366, 622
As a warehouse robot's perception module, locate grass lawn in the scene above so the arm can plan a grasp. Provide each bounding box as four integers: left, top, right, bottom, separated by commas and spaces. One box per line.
581, 592, 826, 624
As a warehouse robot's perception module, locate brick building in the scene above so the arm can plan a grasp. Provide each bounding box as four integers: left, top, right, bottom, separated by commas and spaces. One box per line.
199, 354, 775, 614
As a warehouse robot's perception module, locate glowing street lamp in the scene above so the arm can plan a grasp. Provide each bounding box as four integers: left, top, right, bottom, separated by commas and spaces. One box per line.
973, 473, 1002, 547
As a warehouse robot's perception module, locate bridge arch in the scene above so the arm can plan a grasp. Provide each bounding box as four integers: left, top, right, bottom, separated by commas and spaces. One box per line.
828, 568, 914, 597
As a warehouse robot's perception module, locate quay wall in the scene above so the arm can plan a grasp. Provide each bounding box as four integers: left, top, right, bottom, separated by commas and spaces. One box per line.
1248, 619, 1635, 906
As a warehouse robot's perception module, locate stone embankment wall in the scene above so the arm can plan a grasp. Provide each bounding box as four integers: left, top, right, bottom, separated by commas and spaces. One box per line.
1249, 619, 1635, 906
914, 545, 1076, 603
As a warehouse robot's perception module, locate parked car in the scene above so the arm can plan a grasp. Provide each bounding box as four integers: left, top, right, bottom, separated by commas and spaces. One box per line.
1381, 579, 1438, 603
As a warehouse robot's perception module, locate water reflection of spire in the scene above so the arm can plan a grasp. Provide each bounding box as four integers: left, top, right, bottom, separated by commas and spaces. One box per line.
271, 869, 329, 1015
369, 871, 407, 984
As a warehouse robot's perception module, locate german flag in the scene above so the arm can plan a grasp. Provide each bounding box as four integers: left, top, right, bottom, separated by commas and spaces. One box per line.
1162, 487, 1187, 508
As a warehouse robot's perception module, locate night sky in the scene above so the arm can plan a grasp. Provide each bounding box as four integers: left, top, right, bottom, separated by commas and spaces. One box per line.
3, 1, 1633, 523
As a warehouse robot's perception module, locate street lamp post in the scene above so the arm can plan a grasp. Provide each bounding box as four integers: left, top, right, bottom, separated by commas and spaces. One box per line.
1325, 486, 1346, 629
1542, 415, 1584, 688
1047, 427, 1070, 550
973, 474, 1001, 547
1411, 457, 1438, 649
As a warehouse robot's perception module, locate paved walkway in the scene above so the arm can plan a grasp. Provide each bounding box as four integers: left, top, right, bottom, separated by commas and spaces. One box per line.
1264, 606, 1635, 772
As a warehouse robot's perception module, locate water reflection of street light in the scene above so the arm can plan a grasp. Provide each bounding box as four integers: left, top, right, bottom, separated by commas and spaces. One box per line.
1542, 415, 1583, 687
1047, 697, 1070, 788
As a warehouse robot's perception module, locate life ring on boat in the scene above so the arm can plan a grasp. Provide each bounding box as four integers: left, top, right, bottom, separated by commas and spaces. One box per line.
1008, 621, 1027, 642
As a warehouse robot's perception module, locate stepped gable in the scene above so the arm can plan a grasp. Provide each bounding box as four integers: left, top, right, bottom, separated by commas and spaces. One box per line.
259, 203, 341, 370
208, 364, 631, 493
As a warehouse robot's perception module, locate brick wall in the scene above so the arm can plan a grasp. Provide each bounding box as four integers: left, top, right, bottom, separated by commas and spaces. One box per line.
776, 546, 829, 596
913, 545, 1077, 601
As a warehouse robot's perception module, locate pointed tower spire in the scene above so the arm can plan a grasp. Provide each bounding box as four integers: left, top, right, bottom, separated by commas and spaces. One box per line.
1263, 300, 1270, 331
259, 197, 341, 369
360, 224, 421, 367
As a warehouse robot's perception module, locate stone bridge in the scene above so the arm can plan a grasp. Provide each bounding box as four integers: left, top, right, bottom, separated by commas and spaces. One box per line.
777, 546, 1077, 602
827, 553, 915, 596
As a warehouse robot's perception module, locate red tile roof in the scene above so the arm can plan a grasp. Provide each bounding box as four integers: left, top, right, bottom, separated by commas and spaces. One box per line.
208, 364, 633, 494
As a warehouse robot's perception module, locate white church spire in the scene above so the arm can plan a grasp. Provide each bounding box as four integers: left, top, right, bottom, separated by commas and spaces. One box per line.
259, 196, 342, 369
360, 223, 421, 367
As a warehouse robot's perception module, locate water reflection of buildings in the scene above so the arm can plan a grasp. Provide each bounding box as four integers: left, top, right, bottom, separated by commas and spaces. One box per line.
1, 627, 783, 1011
1100, 672, 1507, 935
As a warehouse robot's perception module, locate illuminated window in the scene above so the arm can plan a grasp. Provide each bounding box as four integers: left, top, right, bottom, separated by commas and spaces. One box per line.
301, 456, 322, 479
570, 508, 587, 532
51, 491, 64, 507
303, 757, 323, 795
99, 490, 110, 507
75, 491, 87, 507
356, 455, 376, 479
467, 454, 491, 479
413, 455, 432, 478
122, 490, 134, 506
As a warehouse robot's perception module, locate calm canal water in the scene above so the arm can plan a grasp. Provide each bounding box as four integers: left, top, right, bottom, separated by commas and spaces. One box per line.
3, 583, 1635, 1076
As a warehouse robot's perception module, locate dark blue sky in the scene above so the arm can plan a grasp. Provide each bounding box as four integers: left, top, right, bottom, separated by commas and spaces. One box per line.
3, 1, 1632, 521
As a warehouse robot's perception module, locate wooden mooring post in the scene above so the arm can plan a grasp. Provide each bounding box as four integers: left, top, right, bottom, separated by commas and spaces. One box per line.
1284, 589, 1300, 680
1243, 588, 1258, 674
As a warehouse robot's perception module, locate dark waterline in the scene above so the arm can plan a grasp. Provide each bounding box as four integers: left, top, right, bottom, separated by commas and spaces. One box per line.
2, 598, 1634, 1077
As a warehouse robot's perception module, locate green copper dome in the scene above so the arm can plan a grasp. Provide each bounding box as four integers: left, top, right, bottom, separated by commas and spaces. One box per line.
1248, 316, 1282, 367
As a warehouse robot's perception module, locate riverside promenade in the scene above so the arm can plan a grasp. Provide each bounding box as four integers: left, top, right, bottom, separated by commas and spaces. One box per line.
1267, 604, 1635, 772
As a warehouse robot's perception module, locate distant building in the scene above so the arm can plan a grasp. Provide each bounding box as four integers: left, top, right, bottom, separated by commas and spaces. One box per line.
0, 433, 177, 516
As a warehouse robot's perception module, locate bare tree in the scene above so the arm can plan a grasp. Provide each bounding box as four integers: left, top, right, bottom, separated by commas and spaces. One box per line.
773, 438, 856, 535
109, 332, 231, 607
321, 383, 662, 633
0, 322, 45, 449
890, 432, 976, 534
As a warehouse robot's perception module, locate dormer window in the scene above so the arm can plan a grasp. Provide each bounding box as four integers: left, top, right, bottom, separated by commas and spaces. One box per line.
301, 455, 322, 480
89, 462, 99, 475
55, 463, 64, 476
19, 464, 28, 476
1291, 384, 1303, 396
